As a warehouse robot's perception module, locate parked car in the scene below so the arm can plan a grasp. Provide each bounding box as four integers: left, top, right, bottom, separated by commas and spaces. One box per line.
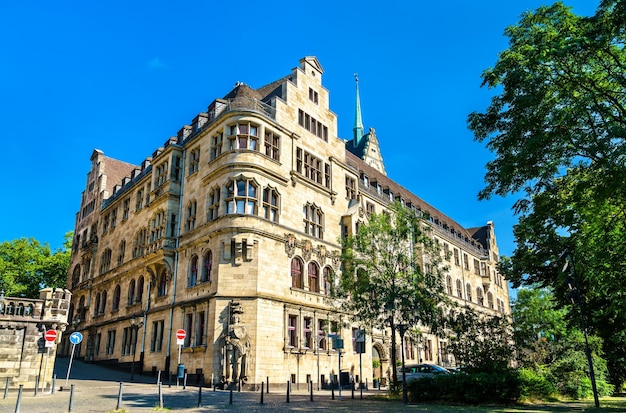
397, 363, 451, 382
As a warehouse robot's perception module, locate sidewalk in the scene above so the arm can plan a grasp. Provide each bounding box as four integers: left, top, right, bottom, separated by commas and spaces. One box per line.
0, 358, 399, 413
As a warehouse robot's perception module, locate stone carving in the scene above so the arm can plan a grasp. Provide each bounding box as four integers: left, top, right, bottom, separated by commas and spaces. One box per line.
284, 234, 296, 257
220, 301, 251, 387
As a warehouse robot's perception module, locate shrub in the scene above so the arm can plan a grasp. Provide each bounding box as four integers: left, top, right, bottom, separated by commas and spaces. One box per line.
518, 368, 557, 399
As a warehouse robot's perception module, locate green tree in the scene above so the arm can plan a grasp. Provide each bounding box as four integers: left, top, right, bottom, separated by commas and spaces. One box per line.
334, 202, 448, 387
0, 232, 72, 298
512, 287, 614, 398
468, 1, 626, 386
446, 308, 515, 373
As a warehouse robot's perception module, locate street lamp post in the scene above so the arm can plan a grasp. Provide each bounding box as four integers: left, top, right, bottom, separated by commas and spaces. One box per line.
130, 315, 144, 381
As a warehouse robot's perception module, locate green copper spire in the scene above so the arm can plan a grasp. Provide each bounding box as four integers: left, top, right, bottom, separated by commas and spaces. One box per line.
353, 73, 364, 144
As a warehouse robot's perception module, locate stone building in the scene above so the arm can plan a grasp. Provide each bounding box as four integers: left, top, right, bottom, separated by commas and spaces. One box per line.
0, 288, 71, 390
64, 57, 510, 389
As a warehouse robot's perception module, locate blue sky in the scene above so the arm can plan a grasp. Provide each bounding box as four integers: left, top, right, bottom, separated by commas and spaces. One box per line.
1, 0, 598, 264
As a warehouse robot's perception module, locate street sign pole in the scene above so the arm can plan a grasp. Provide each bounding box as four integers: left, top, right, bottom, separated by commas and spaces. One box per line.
42, 346, 50, 393
65, 332, 82, 388
65, 344, 76, 388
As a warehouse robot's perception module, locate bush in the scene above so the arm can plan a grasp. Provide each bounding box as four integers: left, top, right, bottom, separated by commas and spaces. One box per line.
518, 368, 557, 399
407, 369, 521, 404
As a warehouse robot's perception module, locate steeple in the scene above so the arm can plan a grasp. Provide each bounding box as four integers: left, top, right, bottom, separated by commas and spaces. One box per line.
353, 73, 364, 145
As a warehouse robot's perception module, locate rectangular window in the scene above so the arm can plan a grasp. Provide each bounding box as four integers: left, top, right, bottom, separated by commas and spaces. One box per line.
308, 87, 319, 104
196, 311, 206, 346
463, 253, 470, 270
443, 243, 450, 261
106, 330, 116, 355
304, 317, 313, 349
288, 315, 298, 347
211, 132, 223, 160
150, 320, 164, 352
298, 109, 328, 142
188, 148, 200, 175
122, 198, 130, 221
317, 319, 327, 351
94, 333, 101, 356
171, 155, 182, 181
264, 131, 280, 161
425, 339, 433, 361
296, 147, 330, 188
453, 248, 460, 266
365, 202, 375, 216
184, 313, 193, 347
345, 176, 357, 200
473, 259, 480, 275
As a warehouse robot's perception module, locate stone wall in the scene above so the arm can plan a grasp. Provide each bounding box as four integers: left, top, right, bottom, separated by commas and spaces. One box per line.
0, 288, 71, 390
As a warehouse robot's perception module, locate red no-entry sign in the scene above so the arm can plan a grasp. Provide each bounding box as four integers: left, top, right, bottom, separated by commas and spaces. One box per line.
44, 329, 57, 342
176, 329, 186, 340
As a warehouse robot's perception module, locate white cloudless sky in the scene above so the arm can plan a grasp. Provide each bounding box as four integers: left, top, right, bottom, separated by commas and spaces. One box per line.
0, 0, 598, 270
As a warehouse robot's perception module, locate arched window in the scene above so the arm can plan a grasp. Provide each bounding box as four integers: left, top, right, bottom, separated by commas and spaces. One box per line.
308, 262, 320, 293
112, 285, 121, 310
323, 266, 333, 296
16, 303, 24, 316
100, 291, 107, 314
466, 283, 472, 302
291, 257, 304, 289
117, 240, 126, 266
128, 279, 136, 306
136, 276, 144, 303
487, 291, 494, 309
94, 293, 101, 316
446, 275, 453, 295
72, 265, 81, 288
78, 295, 86, 319
455, 279, 463, 298
202, 250, 213, 282
188, 255, 198, 287
158, 271, 168, 297
476, 287, 484, 306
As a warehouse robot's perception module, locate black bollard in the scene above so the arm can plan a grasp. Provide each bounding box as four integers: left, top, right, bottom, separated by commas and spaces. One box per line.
266, 376, 269, 393
310, 380, 313, 402
351, 379, 354, 399
183, 373, 187, 390
14, 384, 23, 413
51, 374, 56, 394
197, 383, 202, 407
116, 382, 123, 410
4, 377, 9, 399
331, 380, 335, 400
34, 377, 39, 397
286, 380, 290, 403
68, 384, 75, 412
360, 379, 363, 400
229, 389, 233, 405
260, 382, 264, 404
238, 379, 241, 392
168, 371, 172, 388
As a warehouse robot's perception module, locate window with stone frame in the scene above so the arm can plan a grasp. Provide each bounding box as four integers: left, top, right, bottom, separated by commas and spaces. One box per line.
455, 279, 463, 299
155, 162, 168, 187
226, 178, 257, 215
303, 203, 323, 239
466, 283, 472, 302
296, 147, 330, 188
463, 253, 470, 270
487, 291, 494, 309
443, 243, 450, 261
122, 198, 130, 221
188, 148, 200, 175
157, 271, 168, 297
304, 317, 313, 349
446, 275, 453, 295
317, 319, 327, 351
150, 211, 166, 242
365, 201, 375, 216
210, 131, 223, 160
188, 255, 198, 287
100, 290, 108, 314
476, 287, 484, 306
288, 314, 298, 348
308, 87, 319, 104
227, 122, 259, 151
136, 276, 144, 303
264, 130, 280, 161
345, 175, 357, 200
207, 187, 220, 221
127, 279, 136, 306
112, 284, 121, 311
196, 311, 206, 346
150, 320, 164, 352
136, 188, 144, 211
106, 330, 116, 355
110, 207, 118, 229
117, 240, 126, 266
323, 266, 333, 296
308, 262, 320, 293
171, 154, 182, 182
262, 187, 279, 222
102, 212, 110, 233
132, 228, 147, 258
291, 257, 304, 289
99, 248, 112, 274
453, 248, 460, 266
473, 258, 481, 275
185, 200, 197, 232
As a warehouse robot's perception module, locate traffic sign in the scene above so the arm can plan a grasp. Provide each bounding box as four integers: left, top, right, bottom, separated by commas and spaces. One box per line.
44, 329, 57, 342
69, 332, 83, 345
176, 329, 186, 345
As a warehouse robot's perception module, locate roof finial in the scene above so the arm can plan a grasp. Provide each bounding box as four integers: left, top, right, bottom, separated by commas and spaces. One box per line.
353, 73, 364, 144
